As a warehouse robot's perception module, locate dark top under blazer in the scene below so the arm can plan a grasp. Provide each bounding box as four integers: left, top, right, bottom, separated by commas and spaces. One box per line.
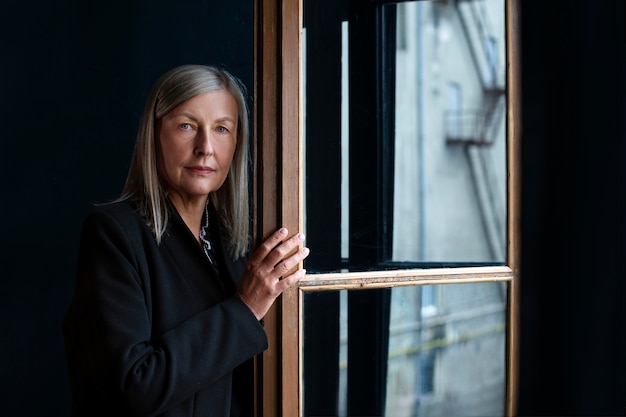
63, 200, 268, 417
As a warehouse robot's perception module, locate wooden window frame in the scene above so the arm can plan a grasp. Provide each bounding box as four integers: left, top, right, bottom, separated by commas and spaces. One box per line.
253, 0, 521, 415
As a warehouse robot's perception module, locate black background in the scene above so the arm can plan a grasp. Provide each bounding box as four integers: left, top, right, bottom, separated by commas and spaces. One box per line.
0, 1, 253, 415
0, 0, 623, 415
518, 1, 625, 415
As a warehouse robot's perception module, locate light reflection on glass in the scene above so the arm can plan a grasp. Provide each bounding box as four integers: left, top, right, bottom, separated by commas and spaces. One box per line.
303, 0, 507, 272
303, 282, 507, 417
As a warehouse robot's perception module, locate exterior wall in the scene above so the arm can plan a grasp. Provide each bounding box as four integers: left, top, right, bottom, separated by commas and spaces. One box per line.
393, 0, 507, 264
388, 1, 507, 415
386, 282, 506, 417
304, 1, 508, 415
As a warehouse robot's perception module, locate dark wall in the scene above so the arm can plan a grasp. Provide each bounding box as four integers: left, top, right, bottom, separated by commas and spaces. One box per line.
0, 1, 252, 415
519, 0, 625, 415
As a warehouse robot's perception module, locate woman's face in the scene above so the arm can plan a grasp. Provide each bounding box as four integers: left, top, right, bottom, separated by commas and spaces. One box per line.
157, 89, 238, 205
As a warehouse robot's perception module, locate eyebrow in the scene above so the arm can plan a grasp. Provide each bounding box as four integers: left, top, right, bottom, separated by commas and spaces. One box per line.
172, 112, 236, 125
214, 116, 237, 125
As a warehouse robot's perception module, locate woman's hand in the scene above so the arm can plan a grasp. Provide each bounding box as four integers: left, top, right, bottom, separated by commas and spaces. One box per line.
236, 228, 310, 320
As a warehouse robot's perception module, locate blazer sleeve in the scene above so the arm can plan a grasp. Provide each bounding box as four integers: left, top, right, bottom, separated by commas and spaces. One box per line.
66, 207, 268, 416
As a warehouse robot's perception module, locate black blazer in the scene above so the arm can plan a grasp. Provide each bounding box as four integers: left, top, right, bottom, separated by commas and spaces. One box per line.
63, 200, 267, 417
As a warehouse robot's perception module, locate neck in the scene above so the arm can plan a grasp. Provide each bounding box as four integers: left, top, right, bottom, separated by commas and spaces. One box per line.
169, 195, 208, 242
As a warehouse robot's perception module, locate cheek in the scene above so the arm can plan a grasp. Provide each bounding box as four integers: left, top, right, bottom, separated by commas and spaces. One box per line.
156, 137, 182, 178
159, 137, 185, 163
216, 140, 237, 164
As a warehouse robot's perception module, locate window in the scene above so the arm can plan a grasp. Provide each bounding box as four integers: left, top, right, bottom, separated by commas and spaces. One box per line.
253, 0, 520, 415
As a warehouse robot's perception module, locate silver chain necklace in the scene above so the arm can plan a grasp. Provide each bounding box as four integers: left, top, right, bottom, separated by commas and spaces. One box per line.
199, 199, 218, 268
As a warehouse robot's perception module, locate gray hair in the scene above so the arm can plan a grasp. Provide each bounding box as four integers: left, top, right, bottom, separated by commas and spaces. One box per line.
119, 64, 250, 259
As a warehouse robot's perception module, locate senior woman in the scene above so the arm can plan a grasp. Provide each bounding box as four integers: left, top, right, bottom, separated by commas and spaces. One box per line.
63, 64, 309, 417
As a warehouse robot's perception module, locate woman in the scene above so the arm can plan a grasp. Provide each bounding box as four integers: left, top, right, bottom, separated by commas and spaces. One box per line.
63, 64, 309, 417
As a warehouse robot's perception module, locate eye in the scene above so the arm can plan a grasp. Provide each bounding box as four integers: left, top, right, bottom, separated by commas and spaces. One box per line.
180, 123, 191, 130
216, 126, 229, 134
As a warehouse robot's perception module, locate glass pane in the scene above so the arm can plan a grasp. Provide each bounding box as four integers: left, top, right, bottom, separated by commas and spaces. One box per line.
392, 0, 507, 264
303, 282, 507, 417
303, 0, 507, 273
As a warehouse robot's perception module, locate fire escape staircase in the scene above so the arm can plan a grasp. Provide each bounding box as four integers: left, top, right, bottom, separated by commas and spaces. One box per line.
448, 0, 507, 264
445, 0, 505, 147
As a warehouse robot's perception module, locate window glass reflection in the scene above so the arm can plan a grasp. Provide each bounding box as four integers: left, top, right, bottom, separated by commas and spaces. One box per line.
303, 282, 507, 416
303, 0, 506, 272
392, 0, 506, 264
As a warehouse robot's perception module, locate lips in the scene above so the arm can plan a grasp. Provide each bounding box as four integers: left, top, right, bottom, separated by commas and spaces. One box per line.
187, 166, 215, 175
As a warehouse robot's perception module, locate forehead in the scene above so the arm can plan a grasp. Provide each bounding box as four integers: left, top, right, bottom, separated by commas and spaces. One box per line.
173, 90, 238, 116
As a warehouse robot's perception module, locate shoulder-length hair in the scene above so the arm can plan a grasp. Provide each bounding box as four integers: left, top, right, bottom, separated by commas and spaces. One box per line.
119, 64, 250, 259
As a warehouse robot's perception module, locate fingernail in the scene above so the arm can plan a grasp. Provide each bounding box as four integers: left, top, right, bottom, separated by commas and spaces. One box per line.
302, 247, 310, 256
298, 233, 305, 241
279, 228, 287, 235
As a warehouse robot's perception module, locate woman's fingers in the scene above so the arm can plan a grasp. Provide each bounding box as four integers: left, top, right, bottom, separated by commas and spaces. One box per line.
248, 228, 307, 273
273, 245, 310, 279
237, 228, 310, 320
247, 228, 288, 265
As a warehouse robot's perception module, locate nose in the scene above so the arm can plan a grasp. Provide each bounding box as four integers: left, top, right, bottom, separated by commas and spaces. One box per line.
194, 130, 214, 157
